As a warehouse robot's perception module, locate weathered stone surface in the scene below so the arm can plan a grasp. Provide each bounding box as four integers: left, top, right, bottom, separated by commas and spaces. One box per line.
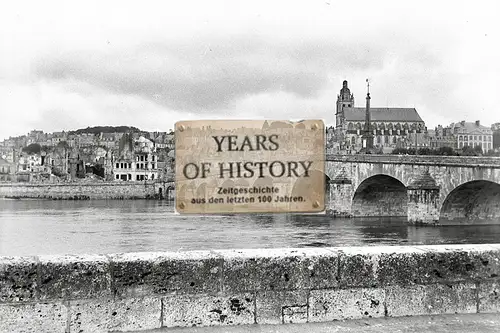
309, 288, 385, 322
302, 248, 340, 290
213, 250, 259, 292
215, 248, 339, 292
111, 251, 222, 297
214, 249, 309, 292
163, 293, 255, 328
478, 280, 500, 313
0, 302, 67, 333
0, 181, 165, 200
386, 283, 477, 317
0, 256, 38, 303
338, 245, 500, 288
414, 245, 500, 284
38, 254, 112, 300
338, 246, 427, 287
256, 290, 308, 324
70, 297, 161, 332
253, 249, 309, 291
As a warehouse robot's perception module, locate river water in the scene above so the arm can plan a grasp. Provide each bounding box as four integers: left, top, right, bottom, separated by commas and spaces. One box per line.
1, 199, 500, 256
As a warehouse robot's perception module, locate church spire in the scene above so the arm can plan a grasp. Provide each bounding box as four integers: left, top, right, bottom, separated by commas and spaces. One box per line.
362, 79, 374, 151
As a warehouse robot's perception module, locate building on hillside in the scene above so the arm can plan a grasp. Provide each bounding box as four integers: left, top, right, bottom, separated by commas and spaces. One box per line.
0, 158, 15, 182
335, 80, 427, 154
97, 132, 118, 149
50, 131, 67, 146
452, 120, 493, 152
491, 123, 500, 151
113, 135, 159, 181
27, 130, 45, 145
429, 125, 455, 149
77, 133, 96, 147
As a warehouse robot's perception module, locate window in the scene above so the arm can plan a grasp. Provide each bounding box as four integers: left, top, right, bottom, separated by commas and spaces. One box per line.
152, 155, 155, 162
116, 174, 119, 179
151, 163, 155, 169
136, 163, 139, 169
136, 175, 140, 181
151, 175, 155, 180
348, 104, 351, 107
129, 163, 132, 169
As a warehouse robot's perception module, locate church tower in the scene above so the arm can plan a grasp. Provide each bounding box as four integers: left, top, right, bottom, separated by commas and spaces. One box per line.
336, 80, 354, 129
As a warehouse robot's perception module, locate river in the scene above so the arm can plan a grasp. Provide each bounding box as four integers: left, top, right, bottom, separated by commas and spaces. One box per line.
1, 199, 500, 256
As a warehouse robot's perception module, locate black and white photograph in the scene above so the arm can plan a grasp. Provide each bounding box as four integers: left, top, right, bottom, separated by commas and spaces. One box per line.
1, 0, 500, 332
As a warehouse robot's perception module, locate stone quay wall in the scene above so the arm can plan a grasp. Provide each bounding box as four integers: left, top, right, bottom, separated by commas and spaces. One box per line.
2, 244, 500, 332
0, 182, 173, 200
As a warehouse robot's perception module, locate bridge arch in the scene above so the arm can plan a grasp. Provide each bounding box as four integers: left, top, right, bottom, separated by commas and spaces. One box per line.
351, 174, 408, 217
440, 180, 500, 223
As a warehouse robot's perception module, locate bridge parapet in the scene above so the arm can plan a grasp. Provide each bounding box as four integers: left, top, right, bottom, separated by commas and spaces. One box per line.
326, 154, 500, 167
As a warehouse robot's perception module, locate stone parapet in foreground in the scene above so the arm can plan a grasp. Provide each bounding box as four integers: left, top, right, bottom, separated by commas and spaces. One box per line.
1, 244, 500, 332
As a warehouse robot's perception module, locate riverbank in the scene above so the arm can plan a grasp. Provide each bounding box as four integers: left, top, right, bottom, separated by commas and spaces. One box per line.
0, 181, 174, 200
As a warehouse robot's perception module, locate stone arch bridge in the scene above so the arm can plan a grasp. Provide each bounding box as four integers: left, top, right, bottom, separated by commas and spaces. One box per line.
325, 155, 500, 224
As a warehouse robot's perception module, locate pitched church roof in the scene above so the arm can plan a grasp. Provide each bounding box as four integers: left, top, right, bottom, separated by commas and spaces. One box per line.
343, 107, 424, 122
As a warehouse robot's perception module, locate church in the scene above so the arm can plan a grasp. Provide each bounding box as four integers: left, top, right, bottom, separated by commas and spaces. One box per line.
334, 80, 427, 153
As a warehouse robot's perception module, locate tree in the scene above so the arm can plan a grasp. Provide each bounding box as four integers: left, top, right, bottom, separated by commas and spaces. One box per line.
461, 145, 477, 156
22, 143, 41, 154
417, 147, 432, 155
437, 146, 456, 156
57, 141, 70, 150
391, 147, 408, 155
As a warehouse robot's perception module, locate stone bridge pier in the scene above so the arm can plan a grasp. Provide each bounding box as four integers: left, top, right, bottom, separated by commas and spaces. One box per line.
325, 155, 500, 225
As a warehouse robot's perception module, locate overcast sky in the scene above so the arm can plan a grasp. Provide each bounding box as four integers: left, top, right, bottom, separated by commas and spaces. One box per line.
1, 0, 499, 139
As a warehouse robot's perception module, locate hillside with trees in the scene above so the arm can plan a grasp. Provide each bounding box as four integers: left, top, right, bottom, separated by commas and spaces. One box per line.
68, 126, 142, 135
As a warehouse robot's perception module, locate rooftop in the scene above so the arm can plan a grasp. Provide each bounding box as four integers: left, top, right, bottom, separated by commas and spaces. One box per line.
344, 107, 424, 122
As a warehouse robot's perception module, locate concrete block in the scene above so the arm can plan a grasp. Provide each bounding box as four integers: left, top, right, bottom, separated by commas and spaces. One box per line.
162, 293, 255, 328
414, 245, 500, 283
70, 297, 161, 332
213, 250, 259, 292
38, 254, 112, 300
338, 246, 427, 287
386, 283, 477, 317
256, 290, 308, 324
479, 280, 500, 313
215, 248, 339, 292
110, 251, 222, 297
301, 248, 340, 290
0, 302, 67, 333
0, 256, 38, 303
215, 249, 308, 292
309, 288, 385, 322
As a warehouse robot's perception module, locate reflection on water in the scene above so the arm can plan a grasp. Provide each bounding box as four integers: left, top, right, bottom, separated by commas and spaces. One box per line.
1, 199, 500, 256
